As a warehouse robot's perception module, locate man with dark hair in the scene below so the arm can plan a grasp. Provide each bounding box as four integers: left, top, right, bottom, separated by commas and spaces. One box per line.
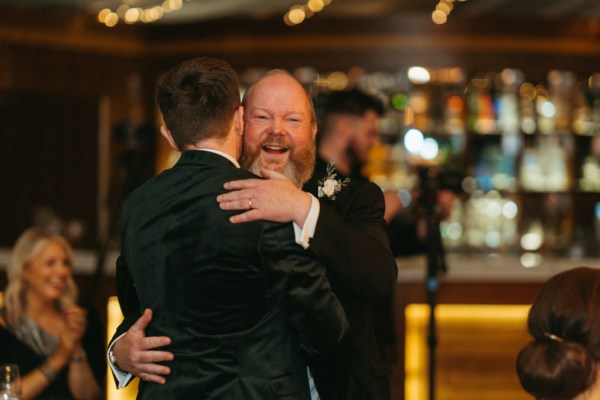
316, 88, 385, 180
109, 57, 349, 399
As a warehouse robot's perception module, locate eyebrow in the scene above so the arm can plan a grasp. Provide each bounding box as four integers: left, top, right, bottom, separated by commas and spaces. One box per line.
251, 107, 307, 117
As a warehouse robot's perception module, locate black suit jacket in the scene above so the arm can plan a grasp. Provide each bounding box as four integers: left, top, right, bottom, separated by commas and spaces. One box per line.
113, 150, 349, 399
303, 157, 398, 400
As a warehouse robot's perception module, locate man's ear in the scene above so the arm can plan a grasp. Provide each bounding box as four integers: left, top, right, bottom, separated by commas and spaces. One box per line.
235, 105, 244, 137
160, 125, 179, 151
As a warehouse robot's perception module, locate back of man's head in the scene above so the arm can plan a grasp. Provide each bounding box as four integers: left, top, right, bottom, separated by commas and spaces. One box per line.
156, 57, 240, 149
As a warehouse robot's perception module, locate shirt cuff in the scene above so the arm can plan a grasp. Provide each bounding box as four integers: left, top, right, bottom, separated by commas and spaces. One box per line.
107, 332, 134, 389
293, 194, 320, 249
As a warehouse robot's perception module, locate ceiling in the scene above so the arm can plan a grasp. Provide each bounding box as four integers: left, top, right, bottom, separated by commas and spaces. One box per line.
2, 0, 600, 25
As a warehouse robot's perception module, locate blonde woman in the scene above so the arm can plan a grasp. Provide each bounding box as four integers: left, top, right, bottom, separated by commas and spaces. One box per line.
0, 227, 101, 399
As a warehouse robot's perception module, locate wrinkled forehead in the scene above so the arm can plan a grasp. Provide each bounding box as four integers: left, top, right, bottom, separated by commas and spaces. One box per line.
246, 74, 313, 115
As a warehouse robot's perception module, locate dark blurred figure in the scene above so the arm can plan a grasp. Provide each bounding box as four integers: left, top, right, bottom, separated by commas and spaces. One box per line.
384, 172, 456, 257
316, 88, 385, 180
318, 87, 458, 370
316, 88, 404, 392
112, 74, 156, 205
112, 118, 155, 199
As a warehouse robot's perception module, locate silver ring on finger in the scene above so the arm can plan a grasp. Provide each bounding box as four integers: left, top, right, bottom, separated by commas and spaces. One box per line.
248, 199, 252, 209
142, 372, 147, 381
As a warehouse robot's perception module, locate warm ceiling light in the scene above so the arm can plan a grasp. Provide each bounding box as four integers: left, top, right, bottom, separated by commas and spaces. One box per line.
100, 0, 186, 26
308, 0, 325, 12
288, 6, 306, 24
169, 0, 183, 11
104, 12, 119, 27
432, 9, 447, 24
431, 0, 467, 24
283, 12, 294, 26
436, 3, 451, 14
124, 8, 141, 24
142, 7, 158, 22
98, 8, 111, 23
284, 0, 332, 26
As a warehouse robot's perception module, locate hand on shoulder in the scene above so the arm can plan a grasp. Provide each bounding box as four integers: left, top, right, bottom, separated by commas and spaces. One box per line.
218, 169, 312, 225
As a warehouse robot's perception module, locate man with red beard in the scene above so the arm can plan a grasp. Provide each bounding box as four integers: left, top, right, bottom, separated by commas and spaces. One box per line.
108, 70, 397, 400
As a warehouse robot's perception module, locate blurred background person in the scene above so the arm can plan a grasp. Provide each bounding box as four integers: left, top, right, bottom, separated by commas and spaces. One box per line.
384, 175, 456, 257
316, 88, 455, 257
316, 87, 458, 366
517, 266, 600, 400
316, 88, 385, 181
0, 227, 103, 399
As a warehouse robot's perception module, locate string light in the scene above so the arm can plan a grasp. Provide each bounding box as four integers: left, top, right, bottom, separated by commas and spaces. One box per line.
432, 0, 466, 25
98, 0, 189, 27
284, 0, 333, 26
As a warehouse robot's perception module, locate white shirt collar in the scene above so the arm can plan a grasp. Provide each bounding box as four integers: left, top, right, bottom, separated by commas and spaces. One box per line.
195, 148, 240, 168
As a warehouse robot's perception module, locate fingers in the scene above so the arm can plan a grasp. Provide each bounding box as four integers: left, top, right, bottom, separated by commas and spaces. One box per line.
217, 189, 253, 205
259, 168, 288, 181
68, 319, 87, 338
63, 307, 87, 340
117, 336, 173, 377
64, 307, 86, 324
141, 370, 168, 385
132, 308, 153, 332
143, 335, 172, 351
64, 305, 86, 317
219, 198, 255, 212
139, 362, 171, 384
229, 210, 262, 224
136, 348, 174, 364
223, 178, 260, 190
135, 362, 171, 384
131, 342, 173, 385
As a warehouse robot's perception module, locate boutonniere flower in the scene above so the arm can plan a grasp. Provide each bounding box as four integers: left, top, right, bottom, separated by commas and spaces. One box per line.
317, 159, 350, 200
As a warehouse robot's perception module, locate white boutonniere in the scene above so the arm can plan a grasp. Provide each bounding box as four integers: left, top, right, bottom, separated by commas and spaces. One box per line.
317, 159, 350, 200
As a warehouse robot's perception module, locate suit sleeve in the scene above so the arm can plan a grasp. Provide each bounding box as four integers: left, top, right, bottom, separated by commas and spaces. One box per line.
261, 222, 349, 356
107, 221, 143, 388
114, 254, 142, 329
113, 207, 144, 336
308, 181, 398, 299
261, 222, 351, 399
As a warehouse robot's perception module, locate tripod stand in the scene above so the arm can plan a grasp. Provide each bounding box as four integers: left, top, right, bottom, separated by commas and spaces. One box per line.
417, 167, 447, 400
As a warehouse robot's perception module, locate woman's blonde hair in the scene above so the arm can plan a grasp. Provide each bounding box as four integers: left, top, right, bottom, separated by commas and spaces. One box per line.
3, 227, 78, 328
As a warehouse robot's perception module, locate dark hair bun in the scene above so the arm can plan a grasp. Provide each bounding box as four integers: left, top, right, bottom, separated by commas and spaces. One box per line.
517, 339, 595, 400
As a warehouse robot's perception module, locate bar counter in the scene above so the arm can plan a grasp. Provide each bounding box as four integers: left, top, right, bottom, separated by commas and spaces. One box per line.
391, 253, 600, 400
2, 249, 599, 399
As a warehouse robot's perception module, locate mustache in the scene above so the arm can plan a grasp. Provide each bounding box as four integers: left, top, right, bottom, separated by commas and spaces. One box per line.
258, 136, 290, 148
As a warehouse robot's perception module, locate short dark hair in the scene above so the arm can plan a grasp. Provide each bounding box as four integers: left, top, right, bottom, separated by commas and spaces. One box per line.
322, 88, 385, 118
156, 57, 240, 149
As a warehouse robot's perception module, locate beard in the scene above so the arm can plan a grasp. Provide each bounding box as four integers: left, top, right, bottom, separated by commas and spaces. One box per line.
240, 135, 316, 188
